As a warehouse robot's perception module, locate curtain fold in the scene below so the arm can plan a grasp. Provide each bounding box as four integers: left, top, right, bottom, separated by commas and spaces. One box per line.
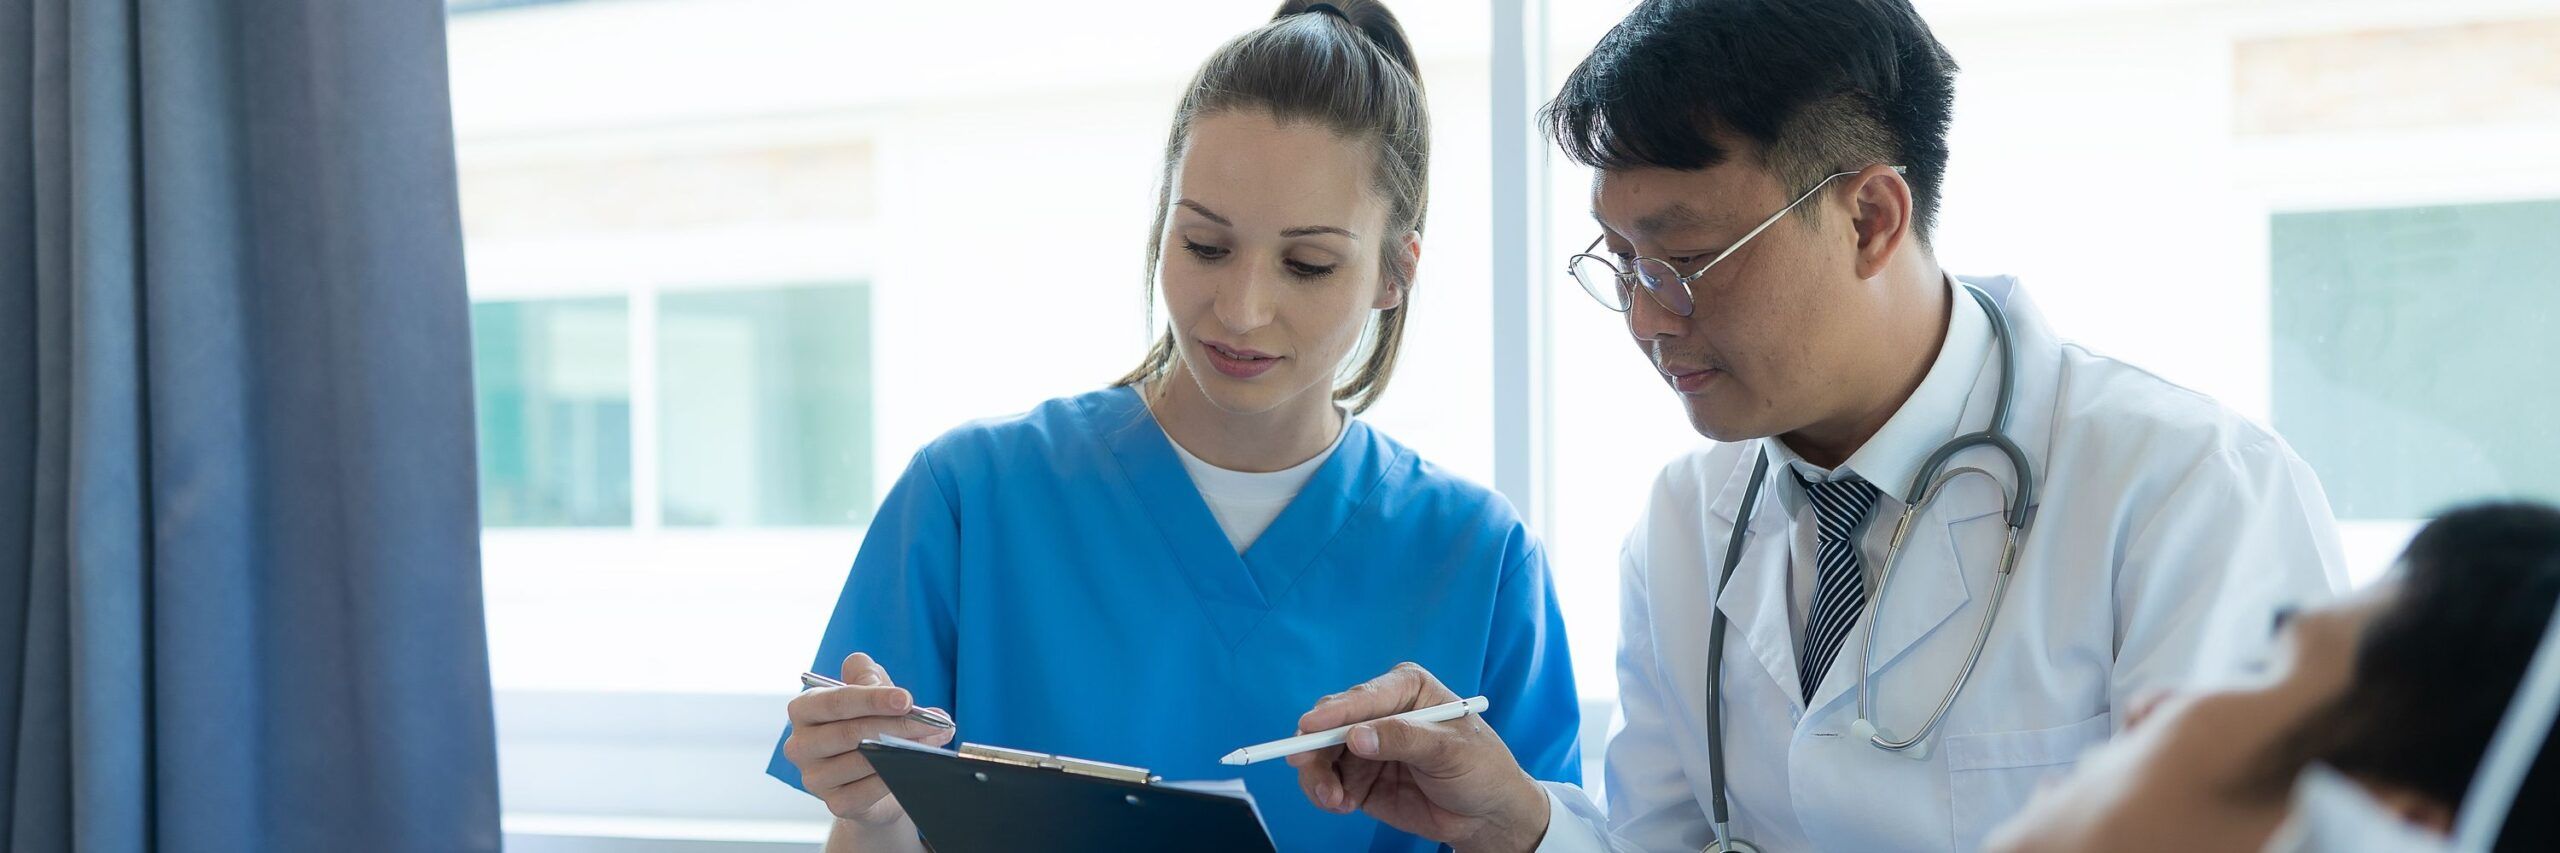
1, 0, 500, 849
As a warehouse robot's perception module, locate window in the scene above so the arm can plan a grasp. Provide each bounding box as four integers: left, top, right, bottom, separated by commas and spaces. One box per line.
471, 297, 633, 527
2272, 199, 2560, 520
658, 284, 874, 528
452, 0, 2560, 846
465, 284, 872, 531
450, 1, 1499, 844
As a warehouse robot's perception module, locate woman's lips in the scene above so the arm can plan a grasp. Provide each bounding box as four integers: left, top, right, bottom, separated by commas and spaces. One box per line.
1202, 339, 1281, 379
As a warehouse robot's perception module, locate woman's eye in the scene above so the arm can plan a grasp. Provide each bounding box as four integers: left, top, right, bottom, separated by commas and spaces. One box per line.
1284, 259, 1335, 278
1181, 239, 1230, 260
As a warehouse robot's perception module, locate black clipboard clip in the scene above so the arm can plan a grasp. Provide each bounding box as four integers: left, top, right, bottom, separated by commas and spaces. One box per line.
945, 741, 1158, 785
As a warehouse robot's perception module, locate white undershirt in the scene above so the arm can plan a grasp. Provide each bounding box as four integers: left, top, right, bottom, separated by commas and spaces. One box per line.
1166, 414, 1350, 554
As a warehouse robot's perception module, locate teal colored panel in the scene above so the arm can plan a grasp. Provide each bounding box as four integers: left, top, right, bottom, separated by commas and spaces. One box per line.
657, 284, 873, 528
469, 297, 634, 527
2271, 199, 2560, 520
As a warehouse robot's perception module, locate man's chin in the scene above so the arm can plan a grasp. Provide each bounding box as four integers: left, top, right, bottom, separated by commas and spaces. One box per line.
1681, 399, 1773, 445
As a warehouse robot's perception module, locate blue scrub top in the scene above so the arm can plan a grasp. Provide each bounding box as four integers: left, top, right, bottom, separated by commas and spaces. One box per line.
769, 386, 1582, 852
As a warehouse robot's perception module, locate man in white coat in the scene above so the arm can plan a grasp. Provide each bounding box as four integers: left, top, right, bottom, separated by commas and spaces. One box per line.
1281, 0, 2347, 850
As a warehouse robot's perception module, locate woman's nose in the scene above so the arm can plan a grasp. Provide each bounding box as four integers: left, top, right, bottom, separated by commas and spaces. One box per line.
1214, 265, 1279, 333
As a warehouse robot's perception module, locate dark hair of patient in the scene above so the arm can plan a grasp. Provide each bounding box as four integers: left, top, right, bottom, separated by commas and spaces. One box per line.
2272, 501, 2560, 849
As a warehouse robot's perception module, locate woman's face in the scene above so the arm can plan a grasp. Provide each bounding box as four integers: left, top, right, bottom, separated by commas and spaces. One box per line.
1157, 109, 1409, 416
1985, 585, 2407, 852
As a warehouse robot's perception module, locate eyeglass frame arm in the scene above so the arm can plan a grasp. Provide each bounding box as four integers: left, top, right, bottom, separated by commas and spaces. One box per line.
1563, 165, 1911, 315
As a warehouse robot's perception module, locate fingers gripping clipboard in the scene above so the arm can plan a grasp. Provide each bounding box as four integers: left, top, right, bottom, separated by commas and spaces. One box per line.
859, 737, 1278, 853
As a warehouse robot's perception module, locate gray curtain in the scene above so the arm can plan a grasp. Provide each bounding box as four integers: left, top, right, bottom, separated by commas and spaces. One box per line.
0, 1, 500, 851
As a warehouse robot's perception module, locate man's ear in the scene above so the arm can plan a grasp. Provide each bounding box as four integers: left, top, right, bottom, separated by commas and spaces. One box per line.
1377, 231, 1422, 310
1849, 165, 1914, 280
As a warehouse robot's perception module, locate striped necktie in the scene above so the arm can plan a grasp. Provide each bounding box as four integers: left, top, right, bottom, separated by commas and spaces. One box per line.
1798, 473, 1884, 702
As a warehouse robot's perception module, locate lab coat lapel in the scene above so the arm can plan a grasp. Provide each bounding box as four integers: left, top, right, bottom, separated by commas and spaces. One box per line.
1079, 387, 1270, 648
1807, 482, 1994, 715
1806, 277, 2067, 715
1708, 444, 1806, 710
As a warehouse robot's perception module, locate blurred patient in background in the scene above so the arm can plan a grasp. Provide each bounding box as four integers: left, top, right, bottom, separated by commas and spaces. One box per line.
1989, 501, 2560, 852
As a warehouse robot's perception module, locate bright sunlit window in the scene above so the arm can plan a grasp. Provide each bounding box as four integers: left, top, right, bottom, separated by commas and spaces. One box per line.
449, 0, 2560, 846
448, 0, 1501, 843
2271, 199, 2560, 519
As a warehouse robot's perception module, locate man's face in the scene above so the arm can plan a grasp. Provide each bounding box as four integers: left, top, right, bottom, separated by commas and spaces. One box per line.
1589, 151, 1872, 442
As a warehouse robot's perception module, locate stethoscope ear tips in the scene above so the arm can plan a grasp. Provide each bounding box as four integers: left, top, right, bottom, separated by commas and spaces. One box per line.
1849, 718, 1879, 740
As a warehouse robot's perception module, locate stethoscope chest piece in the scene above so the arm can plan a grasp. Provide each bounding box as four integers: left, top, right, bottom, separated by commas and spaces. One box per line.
1703, 839, 1762, 853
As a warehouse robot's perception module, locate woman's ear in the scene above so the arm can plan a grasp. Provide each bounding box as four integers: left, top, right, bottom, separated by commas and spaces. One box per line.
1376, 231, 1422, 310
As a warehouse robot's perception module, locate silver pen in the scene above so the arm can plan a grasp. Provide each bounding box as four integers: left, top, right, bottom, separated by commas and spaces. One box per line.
799, 671, 956, 730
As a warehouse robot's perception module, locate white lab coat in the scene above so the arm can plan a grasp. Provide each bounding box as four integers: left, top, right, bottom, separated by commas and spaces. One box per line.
1539, 276, 2347, 852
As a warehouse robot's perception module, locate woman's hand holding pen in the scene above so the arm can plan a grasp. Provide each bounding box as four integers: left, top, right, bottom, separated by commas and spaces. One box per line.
783, 652, 957, 827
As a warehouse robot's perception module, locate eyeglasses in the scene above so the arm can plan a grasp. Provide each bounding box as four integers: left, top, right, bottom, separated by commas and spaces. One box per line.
1566, 165, 1907, 317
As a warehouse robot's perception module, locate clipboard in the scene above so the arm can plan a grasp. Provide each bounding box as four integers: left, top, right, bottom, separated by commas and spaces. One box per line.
860, 736, 1278, 853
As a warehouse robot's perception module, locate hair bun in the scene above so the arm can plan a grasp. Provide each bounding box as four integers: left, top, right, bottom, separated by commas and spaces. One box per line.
1271, 0, 1421, 82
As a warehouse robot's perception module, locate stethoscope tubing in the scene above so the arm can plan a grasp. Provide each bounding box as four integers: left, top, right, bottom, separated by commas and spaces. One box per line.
1703, 284, 2036, 850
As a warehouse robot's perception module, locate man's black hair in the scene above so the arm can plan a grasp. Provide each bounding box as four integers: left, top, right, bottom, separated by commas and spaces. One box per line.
1542, 0, 1959, 240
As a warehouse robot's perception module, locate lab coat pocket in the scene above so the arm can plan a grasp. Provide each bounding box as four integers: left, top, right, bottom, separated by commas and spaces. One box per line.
1943, 712, 2113, 851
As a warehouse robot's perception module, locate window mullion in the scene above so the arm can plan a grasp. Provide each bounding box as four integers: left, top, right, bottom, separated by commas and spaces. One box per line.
631, 288, 663, 534
1491, 0, 1554, 532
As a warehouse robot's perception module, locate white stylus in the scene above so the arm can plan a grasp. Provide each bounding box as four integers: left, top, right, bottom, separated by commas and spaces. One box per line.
1219, 696, 1491, 765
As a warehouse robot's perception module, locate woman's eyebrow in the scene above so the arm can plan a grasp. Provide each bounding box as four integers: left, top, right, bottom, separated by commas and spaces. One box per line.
1175, 198, 1230, 226
1180, 199, 1356, 239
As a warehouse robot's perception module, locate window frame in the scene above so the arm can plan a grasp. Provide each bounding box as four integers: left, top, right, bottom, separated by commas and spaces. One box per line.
463, 127, 894, 842
2236, 102, 2560, 585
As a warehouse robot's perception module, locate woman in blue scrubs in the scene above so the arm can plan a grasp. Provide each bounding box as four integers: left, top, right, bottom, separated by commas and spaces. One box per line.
770, 3, 1581, 850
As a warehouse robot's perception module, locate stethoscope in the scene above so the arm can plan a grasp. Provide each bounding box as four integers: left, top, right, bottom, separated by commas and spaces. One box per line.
1701, 284, 2040, 853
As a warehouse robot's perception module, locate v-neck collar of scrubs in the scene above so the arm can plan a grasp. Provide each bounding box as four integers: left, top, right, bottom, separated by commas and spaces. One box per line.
1077, 385, 1395, 649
